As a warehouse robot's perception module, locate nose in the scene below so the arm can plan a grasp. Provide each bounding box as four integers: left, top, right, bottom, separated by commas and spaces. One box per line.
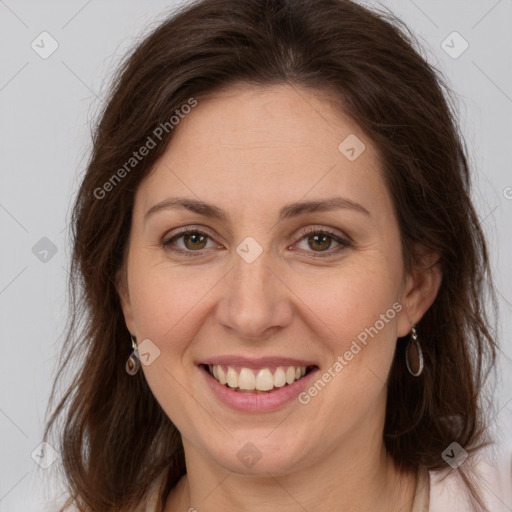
215, 245, 293, 341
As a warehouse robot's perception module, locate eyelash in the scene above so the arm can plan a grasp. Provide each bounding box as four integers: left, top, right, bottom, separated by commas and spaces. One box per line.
162, 226, 352, 258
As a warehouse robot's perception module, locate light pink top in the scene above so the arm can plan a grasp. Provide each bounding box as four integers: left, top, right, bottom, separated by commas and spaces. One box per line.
412, 446, 512, 511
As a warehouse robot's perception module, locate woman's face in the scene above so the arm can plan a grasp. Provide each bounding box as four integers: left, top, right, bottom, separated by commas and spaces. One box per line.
118, 84, 436, 475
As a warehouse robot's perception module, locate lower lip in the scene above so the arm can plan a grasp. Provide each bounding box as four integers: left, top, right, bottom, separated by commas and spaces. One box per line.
199, 365, 319, 412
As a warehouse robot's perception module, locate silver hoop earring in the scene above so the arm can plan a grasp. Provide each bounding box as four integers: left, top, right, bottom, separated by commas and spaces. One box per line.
405, 325, 423, 377
125, 335, 141, 375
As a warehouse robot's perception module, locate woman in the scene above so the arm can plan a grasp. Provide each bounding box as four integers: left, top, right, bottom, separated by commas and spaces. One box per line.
44, 0, 511, 510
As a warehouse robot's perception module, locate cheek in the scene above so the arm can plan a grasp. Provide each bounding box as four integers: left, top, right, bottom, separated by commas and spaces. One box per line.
290, 268, 401, 435
127, 255, 213, 343
287, 259, 402, 404
126, 259, 215, 428
292, 258, 401, 337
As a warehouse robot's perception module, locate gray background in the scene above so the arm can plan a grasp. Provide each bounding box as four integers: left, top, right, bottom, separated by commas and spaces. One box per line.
1, 0, 511, 509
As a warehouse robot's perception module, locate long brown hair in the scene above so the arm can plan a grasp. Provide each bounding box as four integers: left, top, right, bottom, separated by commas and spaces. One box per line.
43, 0, 498, 510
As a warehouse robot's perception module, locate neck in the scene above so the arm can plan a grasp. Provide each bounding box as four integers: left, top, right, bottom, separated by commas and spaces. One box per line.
165, 440, 417, 512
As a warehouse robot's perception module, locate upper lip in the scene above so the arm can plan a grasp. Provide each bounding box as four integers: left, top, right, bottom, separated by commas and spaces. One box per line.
198, 356, 318, 369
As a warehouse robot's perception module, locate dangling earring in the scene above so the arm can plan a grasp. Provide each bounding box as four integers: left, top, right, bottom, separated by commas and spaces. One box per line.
125, 335, 141, 375
405, 325, 423, 377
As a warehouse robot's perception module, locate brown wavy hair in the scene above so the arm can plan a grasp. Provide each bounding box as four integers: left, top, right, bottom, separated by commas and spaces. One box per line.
43, 0, 498, 510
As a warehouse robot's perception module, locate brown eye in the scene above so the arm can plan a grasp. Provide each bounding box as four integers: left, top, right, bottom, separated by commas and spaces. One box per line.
293, 229, 351, 257
182, 232, 208, 250
163, 229, 216, 255
307, 233, 332, 252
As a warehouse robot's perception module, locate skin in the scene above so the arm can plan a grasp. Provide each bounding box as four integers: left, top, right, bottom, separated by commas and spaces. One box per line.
117, 83, 442, 511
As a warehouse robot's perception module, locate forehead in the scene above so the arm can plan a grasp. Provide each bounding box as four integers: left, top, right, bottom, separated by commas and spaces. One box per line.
135, 83, 388, 219
163, 83, 373, 162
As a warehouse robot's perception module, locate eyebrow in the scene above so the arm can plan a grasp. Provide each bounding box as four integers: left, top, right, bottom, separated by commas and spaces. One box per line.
144, 196, 370, 223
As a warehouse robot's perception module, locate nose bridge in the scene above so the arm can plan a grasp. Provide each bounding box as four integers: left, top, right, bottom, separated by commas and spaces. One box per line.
217, 239, 290, 339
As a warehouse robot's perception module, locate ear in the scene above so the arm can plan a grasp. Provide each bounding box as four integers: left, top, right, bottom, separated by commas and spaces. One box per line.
115, 266, 137, 335
397, 244, 442, 337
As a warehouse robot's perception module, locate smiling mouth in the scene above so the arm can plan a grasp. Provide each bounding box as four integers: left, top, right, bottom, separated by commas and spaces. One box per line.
201, 364, 317, 393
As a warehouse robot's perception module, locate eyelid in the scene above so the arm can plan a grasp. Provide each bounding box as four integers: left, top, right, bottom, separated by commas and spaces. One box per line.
294, 225, 353, 244
163, 225, 216, 240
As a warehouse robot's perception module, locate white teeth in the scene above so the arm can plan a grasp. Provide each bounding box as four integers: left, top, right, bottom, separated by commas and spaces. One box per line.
255, 368, 274, 391
226, 367, 238, 388
285, 367, 296, 385
208, 364, 309, 391
218, 365, 227, 385
238, 367, 256, 390
273, 367, 286, 387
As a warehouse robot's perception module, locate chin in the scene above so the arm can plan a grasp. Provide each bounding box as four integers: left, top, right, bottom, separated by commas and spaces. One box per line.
200, 432, 310, 475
